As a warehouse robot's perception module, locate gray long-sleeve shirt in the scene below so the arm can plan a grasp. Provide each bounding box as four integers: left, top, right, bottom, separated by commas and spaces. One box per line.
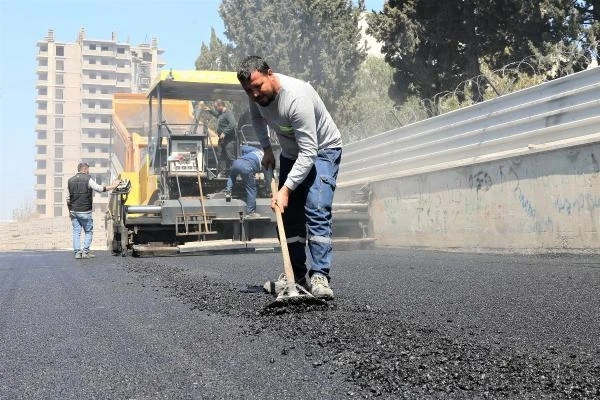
248, 73, 342, 190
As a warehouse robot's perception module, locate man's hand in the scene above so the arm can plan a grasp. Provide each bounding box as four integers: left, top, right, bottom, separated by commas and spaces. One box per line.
271, 185, 291, 214
108, 179, 122, 191
262, 146, 275, 171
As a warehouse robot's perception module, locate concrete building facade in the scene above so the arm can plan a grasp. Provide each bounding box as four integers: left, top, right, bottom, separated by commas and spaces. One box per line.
34, 28, 165, 218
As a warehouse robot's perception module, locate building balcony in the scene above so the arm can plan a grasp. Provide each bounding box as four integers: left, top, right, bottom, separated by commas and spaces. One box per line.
36, 80, 48, 88
82, 76, 115, 86
81, 120, 110, 129
80, 150, 111, 159
115, 80, 131, 89
81, 136, 111, 145
82, 63, 117, 72
82, 92, 113, 101
33, 163, 47, 172
81, 50, 116, 59
90, 108, 113, 115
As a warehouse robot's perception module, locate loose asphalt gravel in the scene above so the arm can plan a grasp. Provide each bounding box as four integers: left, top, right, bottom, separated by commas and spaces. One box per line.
0, 248, 598, 399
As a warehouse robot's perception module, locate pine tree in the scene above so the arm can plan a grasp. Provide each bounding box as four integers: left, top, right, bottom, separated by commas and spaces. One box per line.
218, 0, 367, 123
195, 27, 237, 71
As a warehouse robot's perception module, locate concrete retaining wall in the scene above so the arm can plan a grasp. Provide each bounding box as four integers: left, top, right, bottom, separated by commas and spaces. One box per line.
341, 142, 599, 253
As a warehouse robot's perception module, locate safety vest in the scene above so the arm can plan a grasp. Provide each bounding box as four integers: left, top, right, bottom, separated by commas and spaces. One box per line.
68, 173, 93, 212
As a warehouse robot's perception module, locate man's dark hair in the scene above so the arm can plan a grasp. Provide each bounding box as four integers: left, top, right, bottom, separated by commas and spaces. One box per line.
77, 162, 89, 172
237, 56, 270, 83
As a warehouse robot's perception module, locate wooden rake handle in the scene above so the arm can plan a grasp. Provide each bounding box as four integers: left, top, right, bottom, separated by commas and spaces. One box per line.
271, 177, 296, 285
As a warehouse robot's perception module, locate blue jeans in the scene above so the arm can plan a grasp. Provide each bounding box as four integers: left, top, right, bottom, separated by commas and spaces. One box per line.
71, 211, 94, 253
279, 147, 342, 281
227, 159, 257, 214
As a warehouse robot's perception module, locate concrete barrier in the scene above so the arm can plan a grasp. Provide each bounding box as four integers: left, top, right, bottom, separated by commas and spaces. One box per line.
358, 142, 599, 253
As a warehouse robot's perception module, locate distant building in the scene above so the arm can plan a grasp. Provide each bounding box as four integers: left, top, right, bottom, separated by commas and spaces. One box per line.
34, 28, 165, 217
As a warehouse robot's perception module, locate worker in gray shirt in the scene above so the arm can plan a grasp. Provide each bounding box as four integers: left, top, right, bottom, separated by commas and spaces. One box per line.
237, 56, 342, 300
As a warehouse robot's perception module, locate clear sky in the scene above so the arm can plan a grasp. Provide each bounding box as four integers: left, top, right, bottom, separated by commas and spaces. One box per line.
0, 0, 384, 221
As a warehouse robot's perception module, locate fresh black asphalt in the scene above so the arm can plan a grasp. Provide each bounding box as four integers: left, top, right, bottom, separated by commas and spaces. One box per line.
0, 248, 598, 399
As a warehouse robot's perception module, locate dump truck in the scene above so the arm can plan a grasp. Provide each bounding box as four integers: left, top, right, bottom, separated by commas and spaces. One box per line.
106, 70, 372, 257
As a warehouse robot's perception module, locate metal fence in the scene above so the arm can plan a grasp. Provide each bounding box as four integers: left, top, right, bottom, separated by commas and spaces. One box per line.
338, 67, 600, 187
341, 48, 599, 145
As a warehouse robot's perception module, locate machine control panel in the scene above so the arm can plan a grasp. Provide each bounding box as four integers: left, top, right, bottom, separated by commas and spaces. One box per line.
113, 178, 131, 194
169, 152, 201, 171
169, 139, 203, 172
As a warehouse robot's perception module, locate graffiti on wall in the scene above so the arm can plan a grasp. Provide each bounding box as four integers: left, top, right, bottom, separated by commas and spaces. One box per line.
468, 171, 493, 196
514, 186, 536, 218
554, 193, 600, 215
377, 153, 598, 236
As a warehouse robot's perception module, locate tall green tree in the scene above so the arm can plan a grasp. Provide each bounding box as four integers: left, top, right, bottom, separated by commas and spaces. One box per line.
218, 0, 367, 124
337, 55, 403, 141
195, 27, 237, 71
573, 0, 599, 65
367, 0, 589, 110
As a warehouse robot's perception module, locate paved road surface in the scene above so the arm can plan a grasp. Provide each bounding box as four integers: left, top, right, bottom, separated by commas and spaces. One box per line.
0, 249, 598, 399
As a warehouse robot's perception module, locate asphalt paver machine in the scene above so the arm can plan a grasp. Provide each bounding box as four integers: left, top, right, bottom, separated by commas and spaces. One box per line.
107, 70, 278, 256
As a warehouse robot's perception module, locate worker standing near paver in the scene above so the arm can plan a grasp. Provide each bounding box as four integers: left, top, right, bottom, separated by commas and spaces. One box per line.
202, 99, 238, 176
67, 162, 120, 259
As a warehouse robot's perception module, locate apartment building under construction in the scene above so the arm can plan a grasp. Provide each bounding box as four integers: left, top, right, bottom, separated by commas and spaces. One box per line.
34, 28, 165, 218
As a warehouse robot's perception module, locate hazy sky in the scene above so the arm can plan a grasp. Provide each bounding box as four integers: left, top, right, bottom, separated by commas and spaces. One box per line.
0, 0, 384, 221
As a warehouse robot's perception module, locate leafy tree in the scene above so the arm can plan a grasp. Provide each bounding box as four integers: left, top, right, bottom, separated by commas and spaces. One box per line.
195, 27, 237, 71
367, 0, 589, 111
218, 0, 367, 125
194, 28, 244, 133
337, 55, 396, 138
573, 0, 599, 65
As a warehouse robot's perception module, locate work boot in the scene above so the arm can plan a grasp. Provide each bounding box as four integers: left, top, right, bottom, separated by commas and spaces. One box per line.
310, 274, 334, 300
244, 212, 261, 219
263, 273, 310, 295
81, 252, 95, 259
74, 251, 82, 259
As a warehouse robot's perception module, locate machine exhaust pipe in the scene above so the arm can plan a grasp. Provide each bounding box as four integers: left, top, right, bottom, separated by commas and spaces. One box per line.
126, 205, 162, 214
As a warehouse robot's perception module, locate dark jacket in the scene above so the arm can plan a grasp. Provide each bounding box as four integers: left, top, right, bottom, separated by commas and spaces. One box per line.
210, 109, 237, 141
67, 173, 93, 212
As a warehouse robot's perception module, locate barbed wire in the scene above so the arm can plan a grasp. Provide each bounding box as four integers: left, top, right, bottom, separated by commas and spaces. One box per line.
342, 44, 598, 144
